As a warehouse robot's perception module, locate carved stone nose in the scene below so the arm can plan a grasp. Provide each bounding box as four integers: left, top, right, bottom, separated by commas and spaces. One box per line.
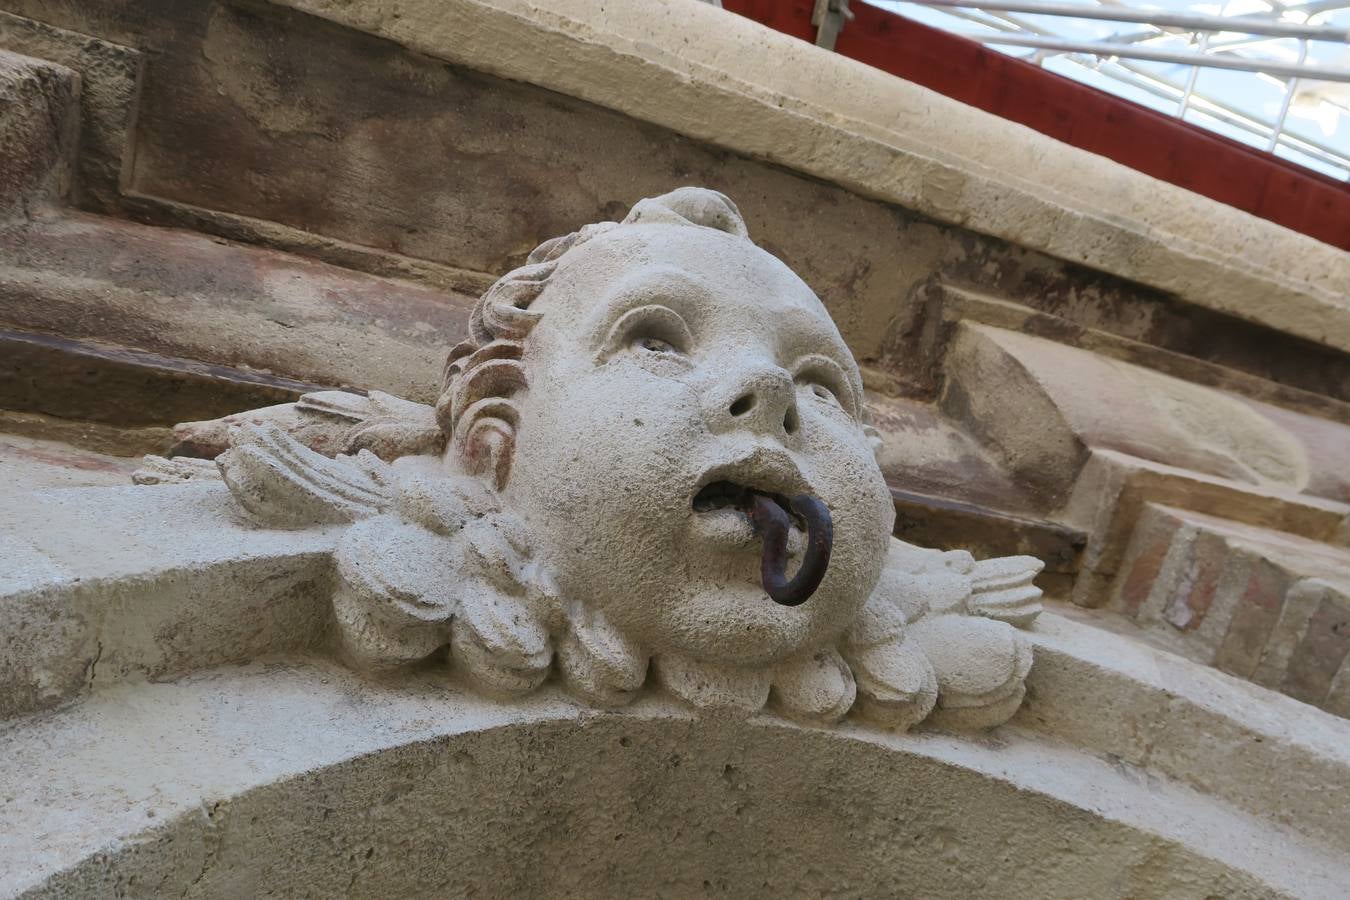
711, 366, 800, 438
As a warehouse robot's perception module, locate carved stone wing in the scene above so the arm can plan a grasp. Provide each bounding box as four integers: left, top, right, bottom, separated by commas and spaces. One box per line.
218, 423, 394, 528
170, 389, 443, 462
967, 555, 1044, 627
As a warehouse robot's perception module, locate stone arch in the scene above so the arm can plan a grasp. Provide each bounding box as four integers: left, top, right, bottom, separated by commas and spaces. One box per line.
29, 714, 1275, 899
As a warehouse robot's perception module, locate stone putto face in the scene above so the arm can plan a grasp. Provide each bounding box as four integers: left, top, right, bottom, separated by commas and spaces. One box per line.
143, 188, 1044, 729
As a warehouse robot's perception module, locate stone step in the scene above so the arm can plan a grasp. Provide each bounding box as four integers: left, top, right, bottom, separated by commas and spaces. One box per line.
1107, 504, 1350, 718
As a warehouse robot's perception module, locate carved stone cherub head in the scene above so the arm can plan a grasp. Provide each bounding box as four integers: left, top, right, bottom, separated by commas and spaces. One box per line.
180, 187, 1041, 728
439, 188, 894, 672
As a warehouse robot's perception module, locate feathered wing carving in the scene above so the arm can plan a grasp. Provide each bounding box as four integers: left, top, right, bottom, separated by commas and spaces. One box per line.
844, 538, 1043, 732
967, 555, 1044, 627
167, 389, 443, 462
217, 423, 394, 527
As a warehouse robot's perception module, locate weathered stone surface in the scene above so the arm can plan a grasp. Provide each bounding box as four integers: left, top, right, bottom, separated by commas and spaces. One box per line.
4, 0, 1346, 407
921, 284, 1350, 426
0, 328, 335, 429
7, 661, 1347, 899
260, 0, 1350, 350
0, 48, 77, 216
0, 3, 1347, 897
0, 190, 1045, 736
0, 432, 139, 496
0, 212, 475, 404
1061, 447, 1350, 630
0, 11, 141, 210
0, 480, 338, 717
1024, 604, 1350, 857
1105, 503, 1350, 716
943, 323, 1314, 510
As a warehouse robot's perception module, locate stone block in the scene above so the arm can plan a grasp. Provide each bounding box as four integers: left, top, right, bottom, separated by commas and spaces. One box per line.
0, 48, 79, 215
0, 11, 142, 210
1213, 558, 1290, 679
0, 213, 474, 405
1106, 502, 1350, 716
1281, 580, 1350, 708
1065, 448, 1348, 607
0, 480, 339, 717
943, 323, 1311, 511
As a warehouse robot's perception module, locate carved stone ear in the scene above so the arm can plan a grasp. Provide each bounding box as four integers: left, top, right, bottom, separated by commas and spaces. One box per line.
458, 410, 517, 491
437, 340, 527, 491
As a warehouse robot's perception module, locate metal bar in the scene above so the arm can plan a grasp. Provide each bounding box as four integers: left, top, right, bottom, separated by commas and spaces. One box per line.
889, 2, 1350, 171
813, 0, 853, 49
1268, 39, 1308, 150
961, 32, 1350, 81
899, 0, 1350, 40
1282, 0, 1350, 14
1177, 32, 1208, 116
896, 0, 1350, 39
1103, 57, 1350, 170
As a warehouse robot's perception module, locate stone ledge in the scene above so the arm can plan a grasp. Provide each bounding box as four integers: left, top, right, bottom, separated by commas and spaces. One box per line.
275, 0, 1348, 351
1, 659, 1346, 898
0, 211, 475, 405
0, 328, 338, 429
4, 479, 1348, 860
1022, 605, 1350, 857
0, 481, 341, 718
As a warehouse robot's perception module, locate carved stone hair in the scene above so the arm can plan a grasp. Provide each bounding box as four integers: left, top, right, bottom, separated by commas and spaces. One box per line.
436, 188, 751, 489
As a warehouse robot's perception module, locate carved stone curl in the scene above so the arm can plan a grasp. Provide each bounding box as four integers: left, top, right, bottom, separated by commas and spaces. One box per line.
135, 187, 1043, 731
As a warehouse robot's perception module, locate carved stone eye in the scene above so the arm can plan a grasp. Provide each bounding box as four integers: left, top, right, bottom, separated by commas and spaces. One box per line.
808, 382, 837, 404
635, 336, 677, 354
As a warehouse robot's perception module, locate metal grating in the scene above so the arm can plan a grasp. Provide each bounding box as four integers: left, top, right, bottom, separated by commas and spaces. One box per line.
871, 0, 1350, 180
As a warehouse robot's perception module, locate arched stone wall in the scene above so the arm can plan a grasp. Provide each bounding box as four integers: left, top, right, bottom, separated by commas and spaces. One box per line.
31, 715, 1275, 899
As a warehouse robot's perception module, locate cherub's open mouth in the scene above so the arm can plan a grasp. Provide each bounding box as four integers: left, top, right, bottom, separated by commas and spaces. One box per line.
690, 474, 833, 607
692, 480, 804, 529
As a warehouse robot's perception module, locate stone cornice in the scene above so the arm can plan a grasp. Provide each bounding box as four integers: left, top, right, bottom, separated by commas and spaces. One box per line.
273, 0, 1349, 351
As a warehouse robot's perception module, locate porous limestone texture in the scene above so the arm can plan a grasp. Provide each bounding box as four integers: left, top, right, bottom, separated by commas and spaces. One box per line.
0, 48, 77, 217
6, 188, 1349, 897
4, 659, 1348, 899
2, 5, 1348, 891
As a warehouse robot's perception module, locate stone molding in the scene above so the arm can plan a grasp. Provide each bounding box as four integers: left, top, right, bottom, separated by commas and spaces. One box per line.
276, 0, 1348, 350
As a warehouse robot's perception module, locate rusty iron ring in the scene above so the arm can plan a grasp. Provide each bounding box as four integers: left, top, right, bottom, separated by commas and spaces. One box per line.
745, 493, 834, 606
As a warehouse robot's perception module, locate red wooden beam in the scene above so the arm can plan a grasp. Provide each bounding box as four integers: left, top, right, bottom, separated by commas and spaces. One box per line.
723, 0, 1350, 250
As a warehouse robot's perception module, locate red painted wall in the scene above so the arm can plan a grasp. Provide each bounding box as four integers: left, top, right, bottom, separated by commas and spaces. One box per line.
723, 0, 1350, 250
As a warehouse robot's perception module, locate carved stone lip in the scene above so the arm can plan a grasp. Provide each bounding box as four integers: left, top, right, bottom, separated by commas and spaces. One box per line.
690, 446, 813, 509
689, 448, 813, 554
